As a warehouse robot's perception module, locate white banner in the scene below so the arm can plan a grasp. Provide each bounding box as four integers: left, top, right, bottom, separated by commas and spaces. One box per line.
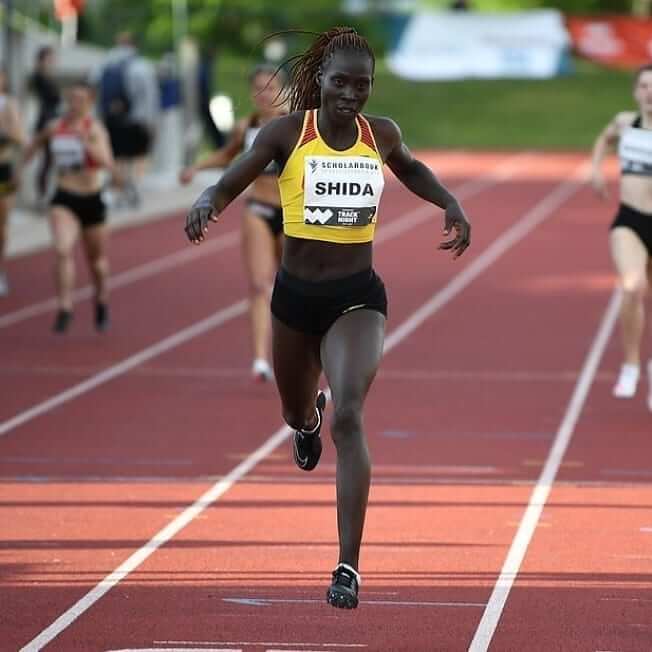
387, 10, 571, 80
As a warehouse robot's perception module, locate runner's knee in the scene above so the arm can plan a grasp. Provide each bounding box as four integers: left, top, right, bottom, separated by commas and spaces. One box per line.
330, 403, 363, 446
90, 255, 109, 278
621, 274, 647, 300
54, 245, 74, 261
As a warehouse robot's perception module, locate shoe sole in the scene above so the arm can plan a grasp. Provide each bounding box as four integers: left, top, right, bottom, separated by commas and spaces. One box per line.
326, 586, 358, 609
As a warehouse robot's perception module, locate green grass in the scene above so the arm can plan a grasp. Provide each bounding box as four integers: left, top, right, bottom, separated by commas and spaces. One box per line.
215, 55, 633, 151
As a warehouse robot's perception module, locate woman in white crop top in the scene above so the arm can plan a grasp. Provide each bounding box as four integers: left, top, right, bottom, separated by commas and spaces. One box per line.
591, 63, 652, 407
24, 80, 115, 333
180, 64, 287, 382
0, 68, 26, 297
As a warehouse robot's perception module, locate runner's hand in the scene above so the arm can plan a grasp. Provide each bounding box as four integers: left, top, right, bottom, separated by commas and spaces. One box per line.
185, 189, 219, 244
438, 202, 471, 259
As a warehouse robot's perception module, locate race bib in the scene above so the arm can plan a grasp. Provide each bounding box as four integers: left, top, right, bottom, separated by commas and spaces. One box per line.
51, 134, 85, 171
620, 127, 652, 176
304, 155, 384, 227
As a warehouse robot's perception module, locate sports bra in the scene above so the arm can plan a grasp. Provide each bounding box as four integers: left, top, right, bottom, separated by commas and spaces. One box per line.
50, 116, 100, 173
619, 115, 652, 177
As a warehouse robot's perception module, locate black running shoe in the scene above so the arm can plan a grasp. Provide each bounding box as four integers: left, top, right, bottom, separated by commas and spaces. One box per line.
292, 391, 326, 472
326, 563, 360, 609
52, 309, 73, 333
95, 302, 110, 332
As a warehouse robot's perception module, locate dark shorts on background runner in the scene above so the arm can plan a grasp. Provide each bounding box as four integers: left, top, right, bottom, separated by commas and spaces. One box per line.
107, 119, 152, 159
246, 198, 283, 237
611, 203, 652, 256
0, 162, 16, 197
51, 188, 107, 229
271, 266, 387, 336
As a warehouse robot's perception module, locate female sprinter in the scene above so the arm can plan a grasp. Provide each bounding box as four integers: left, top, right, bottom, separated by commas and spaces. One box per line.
592, 63, 652, 407
0, 69, 26, 296
184, 28, 471, 608
181, 64, 287, 381
25, 80, 114, 332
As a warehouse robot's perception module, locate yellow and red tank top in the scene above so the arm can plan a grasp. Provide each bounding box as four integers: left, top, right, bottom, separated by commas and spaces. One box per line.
279, 109, 385, 244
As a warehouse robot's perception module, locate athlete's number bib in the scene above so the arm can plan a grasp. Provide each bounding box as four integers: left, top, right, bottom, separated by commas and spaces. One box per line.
303, 155, 384, 227
620, 127, 652, 176
51, 134, 85, 172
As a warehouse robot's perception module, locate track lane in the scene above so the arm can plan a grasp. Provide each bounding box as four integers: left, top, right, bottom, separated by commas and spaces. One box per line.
5, 154, 640, 652
1, 155, 592, 648
484, 192, 652, 652
4, 154, 537, 650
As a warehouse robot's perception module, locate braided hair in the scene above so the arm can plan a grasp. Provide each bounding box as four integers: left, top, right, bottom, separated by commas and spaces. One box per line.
283, 26, 375, 112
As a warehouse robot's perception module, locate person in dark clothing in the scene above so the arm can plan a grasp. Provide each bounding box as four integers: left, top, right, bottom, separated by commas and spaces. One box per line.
29, 46, 61, 197
198, 48, 226, 149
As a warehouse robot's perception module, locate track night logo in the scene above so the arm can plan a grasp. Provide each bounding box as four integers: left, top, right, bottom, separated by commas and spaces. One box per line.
303, 155, 384, 227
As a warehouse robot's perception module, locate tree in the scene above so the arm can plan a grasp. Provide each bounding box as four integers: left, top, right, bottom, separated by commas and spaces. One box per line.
79, 1, 390, 58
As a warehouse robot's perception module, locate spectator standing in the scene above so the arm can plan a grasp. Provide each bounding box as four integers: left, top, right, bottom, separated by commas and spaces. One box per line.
29, 46, 61, 199
198, 46, 226, 149
94, 32, 160, 207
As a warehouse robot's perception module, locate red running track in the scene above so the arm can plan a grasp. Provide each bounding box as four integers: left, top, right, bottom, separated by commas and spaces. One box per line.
1, 152, 650, 652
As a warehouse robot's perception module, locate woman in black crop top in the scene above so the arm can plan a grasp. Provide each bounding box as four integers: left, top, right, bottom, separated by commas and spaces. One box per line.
591, 63, 652, 407
180, 64, 287, 382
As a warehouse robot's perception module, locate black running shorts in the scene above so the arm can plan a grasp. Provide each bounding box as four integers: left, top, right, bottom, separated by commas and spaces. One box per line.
611, 203, 652, 256
0, 162, 15, 197
271, 266, 387, 336
51, 188, 107, 229
246, 198, 283, 237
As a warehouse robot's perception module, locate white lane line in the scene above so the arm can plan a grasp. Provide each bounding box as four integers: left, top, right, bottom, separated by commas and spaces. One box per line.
0, 230, 239, 329
106, 649, 242, 652
0, 301, 248, 438
383, 162, 589, 352
373, 151, 532, 246
0, 152, 526, 330
468, 288, 622, 652
222, 597, 485, 608
602, 469, 652, 478
1, 156, 527, 441
154, 643, 367, 648
2, 455, 194, 466
2, 365, 591, 383
18, 159, 570, 652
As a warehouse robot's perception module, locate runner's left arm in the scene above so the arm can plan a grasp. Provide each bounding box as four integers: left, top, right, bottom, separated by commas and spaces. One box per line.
84, 121, 115, 170
184, 117, 283, 244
